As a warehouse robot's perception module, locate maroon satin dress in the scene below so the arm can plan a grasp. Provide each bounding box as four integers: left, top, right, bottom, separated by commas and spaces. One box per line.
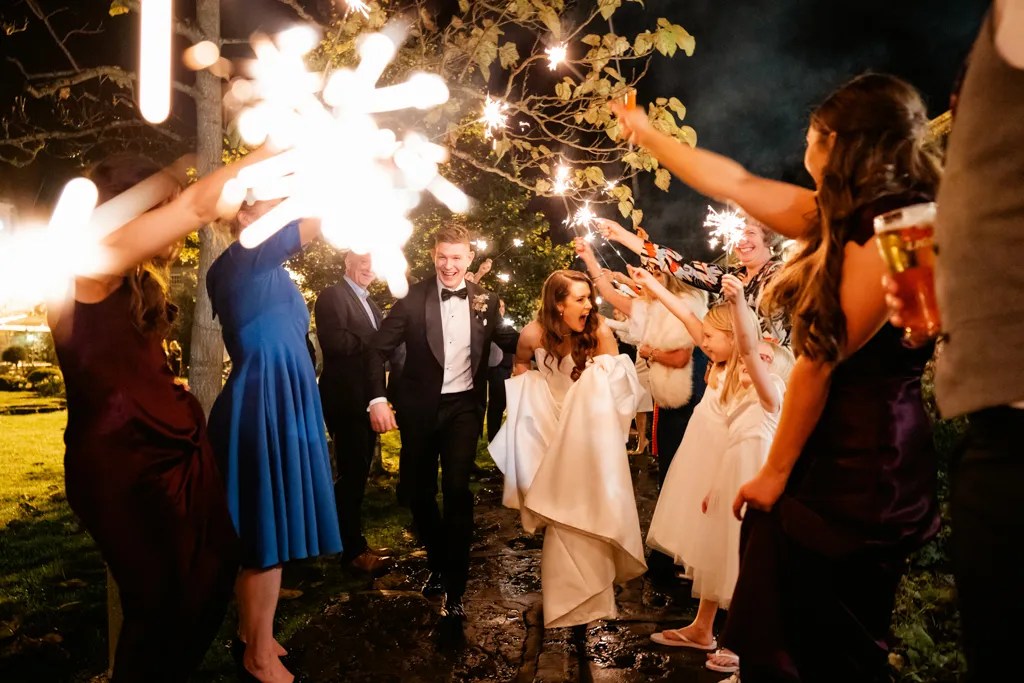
50, 281, 238, 682
722, 193, 941, 683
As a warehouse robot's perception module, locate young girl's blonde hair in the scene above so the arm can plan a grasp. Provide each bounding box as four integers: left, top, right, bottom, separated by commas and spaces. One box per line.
703, 303, 745, 404
765, 341, 795, 382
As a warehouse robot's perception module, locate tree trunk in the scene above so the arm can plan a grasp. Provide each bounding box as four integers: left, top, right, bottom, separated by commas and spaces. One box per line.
187, 0, 225, 416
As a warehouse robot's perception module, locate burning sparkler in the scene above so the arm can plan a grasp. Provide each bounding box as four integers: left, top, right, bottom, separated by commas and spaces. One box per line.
545, 44, 568, 70
552, 164, 572, 195
704, 205, 747, 253
512, 238, 524, 247
497, 272, 511, 283
342, 0, 371, 18
480, 95, 509, 140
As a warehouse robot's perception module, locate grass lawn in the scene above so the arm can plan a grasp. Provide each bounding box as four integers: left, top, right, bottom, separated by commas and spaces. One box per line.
0, 402, 495, 682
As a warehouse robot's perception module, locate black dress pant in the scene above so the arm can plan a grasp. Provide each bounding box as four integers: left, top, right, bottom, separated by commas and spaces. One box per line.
401, 391, 481, 599
486, 366, 511, 442
951, 407, 1024, 682
330, 411, 376, 560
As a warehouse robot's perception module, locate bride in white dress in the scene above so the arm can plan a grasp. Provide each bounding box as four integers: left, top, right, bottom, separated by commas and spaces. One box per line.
489, 269, 646, 628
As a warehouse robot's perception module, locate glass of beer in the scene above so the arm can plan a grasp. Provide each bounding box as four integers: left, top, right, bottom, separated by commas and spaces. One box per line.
873, 202, 941, 347
622, 88, 637, 110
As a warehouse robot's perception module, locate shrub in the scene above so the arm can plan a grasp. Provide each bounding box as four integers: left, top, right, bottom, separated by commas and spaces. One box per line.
33, 375, 65, 398
27, 367, 62, 386
2, 345, 29, 365
0, 374, 27, 391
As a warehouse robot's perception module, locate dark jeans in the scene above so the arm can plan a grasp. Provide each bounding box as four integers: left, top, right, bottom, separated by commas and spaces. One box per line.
402, 391, 481, 599
951, 406, 1024, 682
330, 413, 376, 560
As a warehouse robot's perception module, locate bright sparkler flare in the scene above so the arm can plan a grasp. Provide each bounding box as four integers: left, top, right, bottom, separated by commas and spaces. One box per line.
552, 164, 572, 195
704, 205, 747, 253
604, 180, 619, 193
512, 238, 524, 247
545, 44, 568, 70
228, 23, 467, 298
474, 239, 488, 251
342, 0, 371, 18
497, 272, 511, 283
503, 317, 515, 326
139, 0, 172, 123
571, 203, 597, 230
480, 95, 509, 140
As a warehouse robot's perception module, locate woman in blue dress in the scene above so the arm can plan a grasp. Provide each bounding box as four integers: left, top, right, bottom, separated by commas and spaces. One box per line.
207, 202, 341, 683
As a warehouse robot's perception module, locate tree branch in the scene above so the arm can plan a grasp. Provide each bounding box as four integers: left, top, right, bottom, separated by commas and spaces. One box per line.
25, 0, 80, 70
10, 60, 196, 101
271, 0, 322, 27
0, 120, 183, 167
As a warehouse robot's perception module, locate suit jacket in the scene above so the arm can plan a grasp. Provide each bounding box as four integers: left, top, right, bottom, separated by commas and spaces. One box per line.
367, 277, 518, 421
314, 279, 382, 428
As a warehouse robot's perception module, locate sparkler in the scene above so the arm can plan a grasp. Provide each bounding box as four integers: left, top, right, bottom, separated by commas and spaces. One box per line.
342, 0, 371, 18
545, 44, 568, 70
226, 23, 468, 298
473, 239, 489, 251
552, 164, 572, 195
139, 0, 172, 123
703, 205, 747, 253
480, 96, 509, 140
497, 272, 511, 283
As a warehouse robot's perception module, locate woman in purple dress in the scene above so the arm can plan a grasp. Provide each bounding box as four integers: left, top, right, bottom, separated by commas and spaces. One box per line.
613, 74, 942, 681
48, 151, 266, 681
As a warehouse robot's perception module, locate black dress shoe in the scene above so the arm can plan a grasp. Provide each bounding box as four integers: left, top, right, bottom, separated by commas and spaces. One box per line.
422, 571, 445, 598
440, 595, 466, 620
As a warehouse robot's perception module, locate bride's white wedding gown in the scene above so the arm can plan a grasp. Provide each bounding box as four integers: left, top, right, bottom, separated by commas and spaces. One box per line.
489, 349, 647, 628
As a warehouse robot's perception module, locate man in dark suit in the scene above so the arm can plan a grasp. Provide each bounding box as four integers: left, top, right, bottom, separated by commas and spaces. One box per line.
314, 251, 392, 575
367, 225, 517, 620
486, 300, 518, 442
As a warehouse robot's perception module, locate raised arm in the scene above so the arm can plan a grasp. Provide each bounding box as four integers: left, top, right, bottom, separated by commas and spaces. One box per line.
722, 274, 780, 413
627, 266, 705, 345
574, 237, 634, 316
611, 102, 817, 239
733, 238, 891, 518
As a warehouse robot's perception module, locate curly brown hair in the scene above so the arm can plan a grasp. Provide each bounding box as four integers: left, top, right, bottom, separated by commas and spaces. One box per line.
89, 154, 181, 338
762, 73, 942, 362
537, 269, 600, 374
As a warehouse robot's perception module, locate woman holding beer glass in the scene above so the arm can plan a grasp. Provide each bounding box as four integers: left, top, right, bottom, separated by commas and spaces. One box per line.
612, 73, 941, 681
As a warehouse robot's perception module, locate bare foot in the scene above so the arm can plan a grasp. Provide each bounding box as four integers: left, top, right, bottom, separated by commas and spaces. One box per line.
661, 623, 714, 648
244, 648, 294, 683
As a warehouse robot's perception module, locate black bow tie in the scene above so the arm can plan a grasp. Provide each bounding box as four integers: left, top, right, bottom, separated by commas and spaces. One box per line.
441, 288, 468, 301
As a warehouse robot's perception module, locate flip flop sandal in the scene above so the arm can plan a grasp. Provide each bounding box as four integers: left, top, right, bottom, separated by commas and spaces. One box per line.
706, 648, 740, 673
649, 629, 717, 650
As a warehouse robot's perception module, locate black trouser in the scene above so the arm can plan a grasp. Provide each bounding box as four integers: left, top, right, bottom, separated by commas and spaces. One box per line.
486, 366, 511, 442
330, 411, 376, 560
403, 391, 481, 599
951, 406, 1024, 682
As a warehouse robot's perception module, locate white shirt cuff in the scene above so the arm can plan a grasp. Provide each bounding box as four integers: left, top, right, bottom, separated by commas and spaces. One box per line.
367, 397, 388, 411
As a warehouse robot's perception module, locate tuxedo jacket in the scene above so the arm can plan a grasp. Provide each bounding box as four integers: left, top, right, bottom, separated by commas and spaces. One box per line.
314, 280, 384, 428
366, 278, 518, 421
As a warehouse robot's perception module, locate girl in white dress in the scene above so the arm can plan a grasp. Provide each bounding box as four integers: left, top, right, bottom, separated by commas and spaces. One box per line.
638, 270, 792, 675
490, 269, 647, 628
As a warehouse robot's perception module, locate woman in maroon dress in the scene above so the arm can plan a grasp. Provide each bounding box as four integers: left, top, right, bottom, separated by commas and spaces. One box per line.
48, 151, 266, 681
613, 74, 941, 681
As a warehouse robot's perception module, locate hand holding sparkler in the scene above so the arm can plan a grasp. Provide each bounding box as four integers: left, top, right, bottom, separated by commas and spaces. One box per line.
609, 100, 653, 147
721, 273, 745, 305
594, 217, 645, 255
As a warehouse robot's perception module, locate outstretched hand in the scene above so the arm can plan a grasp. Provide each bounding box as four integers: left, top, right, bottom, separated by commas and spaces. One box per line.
609, 100, 653, 146
573, 236, 596, 260
626, 265, 656, 291
593, 217, 630, 244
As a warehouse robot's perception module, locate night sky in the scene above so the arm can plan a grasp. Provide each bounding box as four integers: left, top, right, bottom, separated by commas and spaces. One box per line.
0, 0, 989, 259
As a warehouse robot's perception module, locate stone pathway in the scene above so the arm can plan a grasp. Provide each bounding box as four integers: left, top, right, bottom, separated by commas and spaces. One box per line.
286, 458, 733, 683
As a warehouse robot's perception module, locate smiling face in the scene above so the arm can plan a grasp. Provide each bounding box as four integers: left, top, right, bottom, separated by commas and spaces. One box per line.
700, 324, 734, 364
432, 241, 474, 289
344, 252, 375, 288
558, 280, 595, 333
733, 223, 772, 269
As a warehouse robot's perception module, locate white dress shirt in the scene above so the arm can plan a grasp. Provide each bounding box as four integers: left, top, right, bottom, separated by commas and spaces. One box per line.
344, 275, 377, 329
438, 278, 474, 394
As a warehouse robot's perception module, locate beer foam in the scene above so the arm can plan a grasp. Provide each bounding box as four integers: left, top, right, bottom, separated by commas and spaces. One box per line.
873, 201, 936, 233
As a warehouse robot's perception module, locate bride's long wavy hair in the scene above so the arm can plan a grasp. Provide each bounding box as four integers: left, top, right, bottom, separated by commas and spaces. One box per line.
88, 154, 181, 338
762, 73, 941, 362
537, 270, 600, 373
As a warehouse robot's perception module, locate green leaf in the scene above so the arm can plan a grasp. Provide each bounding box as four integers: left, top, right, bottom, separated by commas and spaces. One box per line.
537, 7, 561, 39
618, 201, 632, 218
109, 0, 129, 17
654, 168, 671, 191
668, 96, 687, 119
581, 34, 602, 47
631, 209, 644, 227
633, 31, 654, 56
598, 0, 622, 20
499, 42, 520, 69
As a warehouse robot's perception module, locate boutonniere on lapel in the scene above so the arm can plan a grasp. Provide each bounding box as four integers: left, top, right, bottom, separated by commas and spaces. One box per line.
472, 293, 490, 326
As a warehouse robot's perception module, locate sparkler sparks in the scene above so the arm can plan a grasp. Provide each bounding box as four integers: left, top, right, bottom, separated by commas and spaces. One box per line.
512, 238, 524, 247
226, 23, 468, 298
571, 203, 597, 230
703, 205, 747, 253
497, 272, 511, 283
552, 164, 572, 195
342, 0, 371, 18
545, 44, 568, 70
480, 96, 509, 140
473, 239, 489, 251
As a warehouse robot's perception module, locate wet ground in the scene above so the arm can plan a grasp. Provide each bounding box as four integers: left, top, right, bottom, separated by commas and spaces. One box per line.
284, 457, 734, 683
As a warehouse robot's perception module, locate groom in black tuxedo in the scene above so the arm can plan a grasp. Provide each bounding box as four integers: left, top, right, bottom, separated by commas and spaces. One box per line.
367, 225, 517, 619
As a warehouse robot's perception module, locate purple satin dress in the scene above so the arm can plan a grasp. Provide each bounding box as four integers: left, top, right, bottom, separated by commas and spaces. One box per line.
722, 193, 940, 683
50, 281, 239, 682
